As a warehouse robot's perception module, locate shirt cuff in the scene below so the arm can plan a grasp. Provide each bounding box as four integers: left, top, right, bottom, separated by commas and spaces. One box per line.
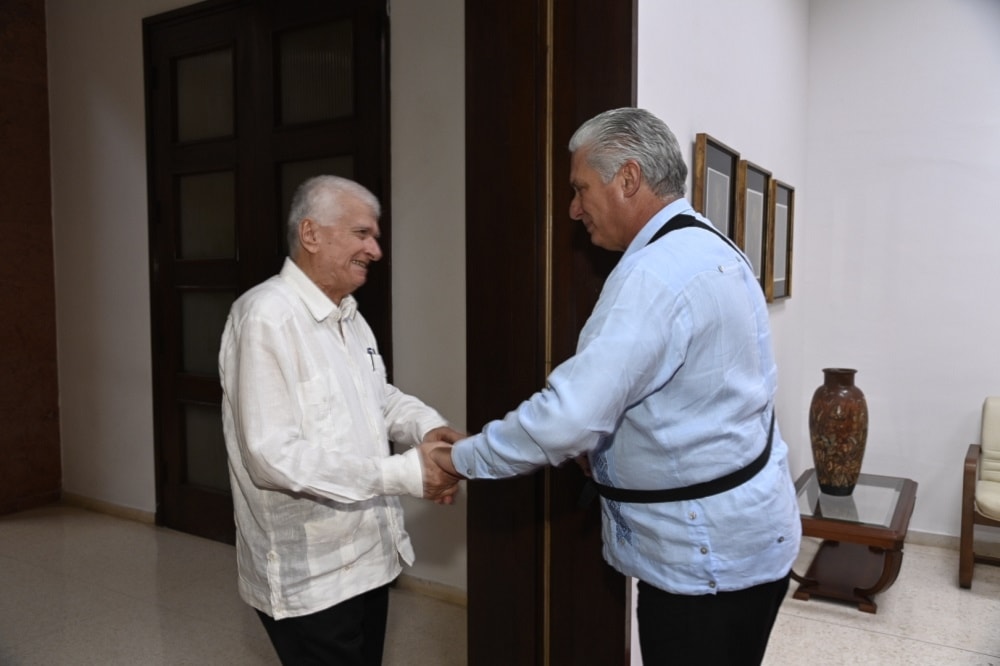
451, 436, 481, 479
381, 446, 424, 498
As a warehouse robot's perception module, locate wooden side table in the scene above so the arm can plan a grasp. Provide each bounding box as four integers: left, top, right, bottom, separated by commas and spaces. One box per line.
791, 468, 918, 613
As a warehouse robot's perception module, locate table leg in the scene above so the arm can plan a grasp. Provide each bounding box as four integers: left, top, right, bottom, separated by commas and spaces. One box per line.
855, 546, 904, 598
791, 540, 904, 613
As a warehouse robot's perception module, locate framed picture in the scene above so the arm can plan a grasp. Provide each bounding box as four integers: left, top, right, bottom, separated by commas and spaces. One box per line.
692, 133, 739, 240
734, 160, 772, 291
766, 179, 794, 301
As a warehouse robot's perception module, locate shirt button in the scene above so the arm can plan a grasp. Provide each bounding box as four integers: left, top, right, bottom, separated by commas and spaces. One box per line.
466, 468, 473, 476
700, 546, 708, 555
777, 536, 785, 543
689, 512, 697, 520
708, 581, 716, 589
718, 265, 724, 272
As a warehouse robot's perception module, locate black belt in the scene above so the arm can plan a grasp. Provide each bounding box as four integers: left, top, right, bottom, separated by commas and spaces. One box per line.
581, 411, 774, 505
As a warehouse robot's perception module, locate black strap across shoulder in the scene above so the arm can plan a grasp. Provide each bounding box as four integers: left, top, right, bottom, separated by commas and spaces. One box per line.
646, 212, 749, 268
576, 214, 768, 505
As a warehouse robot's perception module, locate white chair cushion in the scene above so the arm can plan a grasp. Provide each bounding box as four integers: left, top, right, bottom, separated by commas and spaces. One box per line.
981, 458, 1000, 483
982, 396, 1000, 455
976, 479, 1000, 521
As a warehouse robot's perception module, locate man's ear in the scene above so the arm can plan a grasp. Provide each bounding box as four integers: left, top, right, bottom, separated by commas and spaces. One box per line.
619, 160, 642, 198
298, 218, 320, 254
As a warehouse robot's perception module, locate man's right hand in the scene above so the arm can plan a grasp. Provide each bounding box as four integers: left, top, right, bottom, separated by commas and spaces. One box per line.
417, 441, 464, 505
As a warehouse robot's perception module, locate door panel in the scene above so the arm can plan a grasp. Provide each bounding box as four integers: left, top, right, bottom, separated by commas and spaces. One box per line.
144, 0, 388, 544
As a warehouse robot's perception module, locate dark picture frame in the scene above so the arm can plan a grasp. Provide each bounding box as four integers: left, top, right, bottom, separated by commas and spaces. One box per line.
766, 179, 794, 301
692, 133, 739, 240
735, 160, 772, 291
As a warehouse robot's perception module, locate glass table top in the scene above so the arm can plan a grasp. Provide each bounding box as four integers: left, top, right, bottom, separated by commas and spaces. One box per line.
796, 469, 904, 528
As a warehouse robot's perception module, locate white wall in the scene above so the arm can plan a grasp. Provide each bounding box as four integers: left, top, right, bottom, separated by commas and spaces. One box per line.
634, 0, 1000, 660
804, 0, 1000, 538
46, 0, 468, 590
638, 0, 811, 472
640, 0, 1000, 539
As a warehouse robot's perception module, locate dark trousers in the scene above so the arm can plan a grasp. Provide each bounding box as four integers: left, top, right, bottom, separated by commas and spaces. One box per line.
256, 584, 391, 666
637, 572, 790, 666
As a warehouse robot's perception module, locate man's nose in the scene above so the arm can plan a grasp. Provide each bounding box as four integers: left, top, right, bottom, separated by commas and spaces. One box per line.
568, 195, 582, 220
368, 237, 383, 260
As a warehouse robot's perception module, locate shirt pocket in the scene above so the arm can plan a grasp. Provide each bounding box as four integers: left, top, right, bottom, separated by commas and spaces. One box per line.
363, 350, 389, 411
296, 376, 352, 445
303, 506, 381, 572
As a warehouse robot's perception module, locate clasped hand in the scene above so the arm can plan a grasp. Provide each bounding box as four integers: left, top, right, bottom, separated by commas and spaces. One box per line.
418, 427, 466, 505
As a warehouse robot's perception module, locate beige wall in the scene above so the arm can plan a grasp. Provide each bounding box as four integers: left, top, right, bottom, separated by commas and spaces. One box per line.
389, 0, 467, 590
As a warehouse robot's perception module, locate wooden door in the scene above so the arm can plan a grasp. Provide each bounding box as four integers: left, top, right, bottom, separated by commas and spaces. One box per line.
465, 0, 637, 663
144, 0, 390, 543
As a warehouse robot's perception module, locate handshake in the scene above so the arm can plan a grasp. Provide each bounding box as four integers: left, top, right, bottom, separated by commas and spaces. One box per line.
418, 426, 467, 505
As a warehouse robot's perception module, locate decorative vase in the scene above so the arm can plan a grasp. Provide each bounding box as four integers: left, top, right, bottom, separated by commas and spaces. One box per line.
808, 368, 868, 496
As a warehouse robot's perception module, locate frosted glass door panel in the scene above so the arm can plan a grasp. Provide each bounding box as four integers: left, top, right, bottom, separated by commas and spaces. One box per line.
184, 403, 229, 491
181, 291, 235, 375
278, 21, 354, 125
176, 48, 234, 142
178, 171, 235, 259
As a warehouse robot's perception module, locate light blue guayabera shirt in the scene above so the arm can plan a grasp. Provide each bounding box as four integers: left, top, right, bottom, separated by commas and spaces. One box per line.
451, 198, 801, 595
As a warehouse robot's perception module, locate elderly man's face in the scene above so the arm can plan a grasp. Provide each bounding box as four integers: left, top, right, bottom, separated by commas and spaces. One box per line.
312, 196, 383, 303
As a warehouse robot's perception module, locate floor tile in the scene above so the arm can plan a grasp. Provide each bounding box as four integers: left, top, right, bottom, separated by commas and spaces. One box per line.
3, 505, 999, 665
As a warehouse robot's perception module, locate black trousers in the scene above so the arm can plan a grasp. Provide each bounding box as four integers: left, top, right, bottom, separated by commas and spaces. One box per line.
636, 573, 790, 666
256, 584, 391, 666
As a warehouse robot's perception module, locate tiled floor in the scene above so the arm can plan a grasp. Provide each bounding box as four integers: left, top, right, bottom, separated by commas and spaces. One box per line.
0, 505, 997, 665
765, 538, 1000, 665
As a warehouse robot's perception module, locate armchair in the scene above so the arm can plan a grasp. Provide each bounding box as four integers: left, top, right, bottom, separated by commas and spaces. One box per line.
960, 396, 1000, 588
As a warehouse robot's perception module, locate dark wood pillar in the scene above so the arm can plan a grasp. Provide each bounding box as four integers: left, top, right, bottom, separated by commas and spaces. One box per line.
465, 1, 636, 663
0, 0, 61, 515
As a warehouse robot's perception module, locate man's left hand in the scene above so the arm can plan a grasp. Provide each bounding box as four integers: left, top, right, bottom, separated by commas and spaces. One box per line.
423, 426, 466, 444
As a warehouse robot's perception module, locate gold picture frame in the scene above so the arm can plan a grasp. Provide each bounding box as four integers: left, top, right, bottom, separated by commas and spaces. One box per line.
692, 133, 739, 240
734, 159, 772, 292
766, 179, 794, 301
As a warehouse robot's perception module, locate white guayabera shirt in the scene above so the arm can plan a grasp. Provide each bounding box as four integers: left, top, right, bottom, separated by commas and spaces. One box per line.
220, 258, 447, 619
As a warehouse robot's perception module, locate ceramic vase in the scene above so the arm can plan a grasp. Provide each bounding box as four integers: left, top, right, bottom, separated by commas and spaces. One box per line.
808, 368, 869, 496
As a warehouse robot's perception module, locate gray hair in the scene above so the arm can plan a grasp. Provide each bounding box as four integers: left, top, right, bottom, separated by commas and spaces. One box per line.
568, 107, 687, 199
286, 175, 381, 256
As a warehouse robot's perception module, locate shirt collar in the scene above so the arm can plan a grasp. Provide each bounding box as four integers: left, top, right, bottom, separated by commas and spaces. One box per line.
279, 257, 358, 323
624, 197, 699, 259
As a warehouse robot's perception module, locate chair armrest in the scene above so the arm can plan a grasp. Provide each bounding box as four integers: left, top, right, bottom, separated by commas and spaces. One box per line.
965, 444, 981, 490
966, 443, 980, 466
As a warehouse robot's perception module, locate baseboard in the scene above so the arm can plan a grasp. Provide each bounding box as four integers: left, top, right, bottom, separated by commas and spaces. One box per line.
395, 573, 467, 608
906, 529, 958, 550
61, 492, 156, 525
